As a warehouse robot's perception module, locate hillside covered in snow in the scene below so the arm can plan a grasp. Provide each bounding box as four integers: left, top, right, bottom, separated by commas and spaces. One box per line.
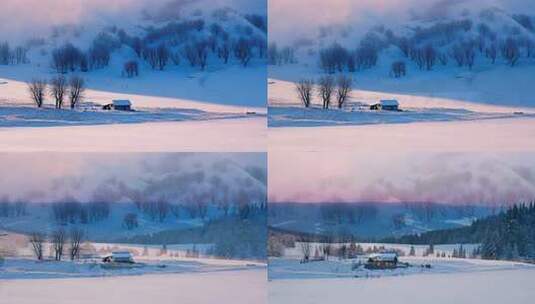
268, 0, 535, 127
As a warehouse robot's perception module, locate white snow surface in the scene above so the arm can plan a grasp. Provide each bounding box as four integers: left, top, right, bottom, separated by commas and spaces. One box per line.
269, 268, 535, 304
0, 269, 266, 304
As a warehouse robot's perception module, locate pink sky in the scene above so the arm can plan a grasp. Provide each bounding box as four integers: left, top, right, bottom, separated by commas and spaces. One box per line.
269, 151, 535, 206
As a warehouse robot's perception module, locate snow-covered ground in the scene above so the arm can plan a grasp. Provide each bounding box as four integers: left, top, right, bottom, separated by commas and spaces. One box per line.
269, 268, 535, 304
269, 117, 535, 152
269, 241, 535, 304
0, 269, 266, 304
0, 117, 266, 151
268, 72, 535, 128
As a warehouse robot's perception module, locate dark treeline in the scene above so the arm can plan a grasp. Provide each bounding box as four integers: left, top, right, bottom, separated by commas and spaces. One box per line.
271, 13, 535, 76
0, 41, 29, 65
270, 202, 487, 228
117, 212, 268, 260
45, 199, 267, 230
48, 16, 266, 76
51, 202, 111, 225
0, 201, 28, 217
385, 203, 535, 261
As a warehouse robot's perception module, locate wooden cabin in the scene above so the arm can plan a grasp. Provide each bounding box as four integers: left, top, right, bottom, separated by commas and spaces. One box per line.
365, 252, 398, 270
102, 251, 134, 264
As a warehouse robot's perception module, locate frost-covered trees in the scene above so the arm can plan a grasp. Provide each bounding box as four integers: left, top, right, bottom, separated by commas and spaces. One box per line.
123, 60, 139, 77
194, 41, 208, 70
27, 79, 47, 108
51, 228, 66, 261
336, 75, 352, 109
451, 42, 475, 69
501, 37, 520, 67
299, 239, 311, 263
318, 76, 335, 109
391, 61, 407, 77
145, 44, 169, 70
156, 44, 170, 70
52, 43, 84, 73
268, 43, 296, 66
123, 213, 139, 230
0, 42, 11, 65
50, 75, 67, 109
29, 232, 45, 260
485, 43, 498, 63
319, 43, 349, 74
69, 76, 85, 109
0, 42, 27, 65
69, 228, 84, 260
423, 44, 437, 70
233, 38, 253, 67
295, 79, 314, 108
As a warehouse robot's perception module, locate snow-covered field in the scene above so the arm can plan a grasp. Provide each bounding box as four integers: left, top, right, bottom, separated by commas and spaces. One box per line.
269, 241, 535, 304
269, 268, 535, 304
0, 117, 266, 151
0, 269, 266, 304
269, 117, 535, 152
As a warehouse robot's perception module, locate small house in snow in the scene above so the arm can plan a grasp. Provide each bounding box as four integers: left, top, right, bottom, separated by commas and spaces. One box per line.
380, 99, 399, 111
365, 252, 398, 270
102, 100, 132, 111
112, 100, 132, 111
102, 251, 134, 264
370, 99, 399, 111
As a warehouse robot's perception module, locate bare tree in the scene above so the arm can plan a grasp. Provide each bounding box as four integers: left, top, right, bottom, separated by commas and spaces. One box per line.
68, 76, 85, 109
195, 41, 208, 70
29, 232, 45, 260
51, 228, 66, 261
123, 213, 139, 230
50, 75, 67, 109
218, 42, 231, 64
336, 75, 352, 109
69, 228, 84, 260
321, 242, 332, 261
295, 79, 314, 108
318, 76, 334, 109
502, 37, 520, 67
157, 200, 170, 222
485, 43, 497, 64
423, 44, 436, 70
299, 239, 311, 263
123, 60, 139, 78
156, 44, 169, 70
27, 79, 47, 108
391, 61, 406, 78
233, 38, 253, 67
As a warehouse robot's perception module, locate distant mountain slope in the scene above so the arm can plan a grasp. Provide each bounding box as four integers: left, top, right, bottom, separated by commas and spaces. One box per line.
269, 202, 497, 239
0, 1, 267, 108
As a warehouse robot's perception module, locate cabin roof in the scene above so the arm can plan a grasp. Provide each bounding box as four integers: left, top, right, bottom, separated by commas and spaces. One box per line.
380, 99, 399, 106
112, 100, 132, 106
369, 252, 397, 261
112, 251, 133, 258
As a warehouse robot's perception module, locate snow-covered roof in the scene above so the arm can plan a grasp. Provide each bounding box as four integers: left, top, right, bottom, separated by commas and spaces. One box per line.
380, 100, 399, 106
112, 100, 132, 106
368, 252, 397, 261
112, 251, 133, 258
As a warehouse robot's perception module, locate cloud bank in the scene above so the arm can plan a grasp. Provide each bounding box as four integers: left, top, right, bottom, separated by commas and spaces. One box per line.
269, 0, 535, 44
0, 153, 266, 205
269, 152, 535, 206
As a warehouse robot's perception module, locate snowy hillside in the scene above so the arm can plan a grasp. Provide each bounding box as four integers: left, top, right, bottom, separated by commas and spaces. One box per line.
1, 1, 267, 110
268, 2, 535, 127
269, 202, 495, 239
